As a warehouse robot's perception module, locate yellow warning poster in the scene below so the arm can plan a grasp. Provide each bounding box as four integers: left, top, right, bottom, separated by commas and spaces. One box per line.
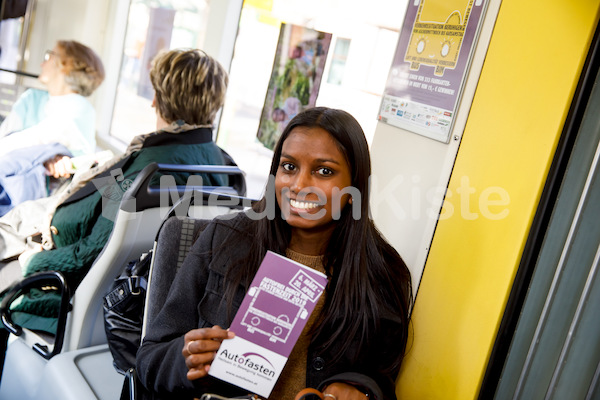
379, 0, 487, 143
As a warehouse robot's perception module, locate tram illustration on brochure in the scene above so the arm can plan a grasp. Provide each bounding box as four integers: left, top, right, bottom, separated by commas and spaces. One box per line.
240, 270, 324, 344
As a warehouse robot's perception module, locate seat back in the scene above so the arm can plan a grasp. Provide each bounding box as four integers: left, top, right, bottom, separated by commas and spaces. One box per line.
141, 216, 213, 339
63, 162, 251, 352
0, 82, 30, 122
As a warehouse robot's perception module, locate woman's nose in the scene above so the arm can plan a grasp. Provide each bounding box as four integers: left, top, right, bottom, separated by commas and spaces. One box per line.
290, 170, 311, 193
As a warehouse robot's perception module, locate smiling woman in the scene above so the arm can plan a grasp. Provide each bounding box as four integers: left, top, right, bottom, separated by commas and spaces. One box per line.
275, 125, 353, 247
136, 106, 413, 400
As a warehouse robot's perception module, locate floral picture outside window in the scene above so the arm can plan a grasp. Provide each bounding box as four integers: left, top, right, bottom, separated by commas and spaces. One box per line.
257, 23, 332, 150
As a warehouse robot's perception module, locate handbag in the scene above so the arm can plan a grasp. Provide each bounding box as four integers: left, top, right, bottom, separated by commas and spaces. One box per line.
295, 388, 325, 400
197, 388, 324, 400
103, 250, 153, 374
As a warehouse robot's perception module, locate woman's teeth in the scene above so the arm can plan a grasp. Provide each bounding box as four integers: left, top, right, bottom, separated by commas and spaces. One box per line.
290, 199, 319, 210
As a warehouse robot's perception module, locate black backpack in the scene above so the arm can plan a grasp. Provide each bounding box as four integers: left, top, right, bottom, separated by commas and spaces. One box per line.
103, 250, 152, 374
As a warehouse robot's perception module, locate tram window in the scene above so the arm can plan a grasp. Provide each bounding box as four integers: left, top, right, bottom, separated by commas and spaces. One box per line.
327, 38, 351, 86
0, 19, 21, 84
0, 0, 32, 121
109, 0, 211, 144
0, 0, 28, 82
216, 0, 407, 198
0, 17, 20, 120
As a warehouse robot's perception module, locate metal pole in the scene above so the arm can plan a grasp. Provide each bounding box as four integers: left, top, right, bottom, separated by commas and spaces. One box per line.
15, 0, 37, 86
0, 67, 38, 78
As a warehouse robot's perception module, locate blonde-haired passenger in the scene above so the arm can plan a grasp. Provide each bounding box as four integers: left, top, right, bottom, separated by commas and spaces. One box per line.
0, 40, 105, 157
150, 48, 227, 127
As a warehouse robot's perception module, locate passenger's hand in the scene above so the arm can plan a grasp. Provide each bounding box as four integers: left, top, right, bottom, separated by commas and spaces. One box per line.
322, 382, 370, 400
44, 155, 74, 178
182, 325, 235, 381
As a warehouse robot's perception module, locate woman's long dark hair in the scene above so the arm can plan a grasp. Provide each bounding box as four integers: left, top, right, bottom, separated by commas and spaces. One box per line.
225, 107, 412, 372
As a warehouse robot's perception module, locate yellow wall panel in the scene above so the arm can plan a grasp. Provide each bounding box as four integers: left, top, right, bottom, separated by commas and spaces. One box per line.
396, 1, 600, 399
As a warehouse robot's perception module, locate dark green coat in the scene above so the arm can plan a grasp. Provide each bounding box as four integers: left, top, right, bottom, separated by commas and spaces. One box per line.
13, 128, 227, 333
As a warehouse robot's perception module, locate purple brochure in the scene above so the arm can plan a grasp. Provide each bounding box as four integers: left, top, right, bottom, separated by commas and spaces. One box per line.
209, 251, 327, 397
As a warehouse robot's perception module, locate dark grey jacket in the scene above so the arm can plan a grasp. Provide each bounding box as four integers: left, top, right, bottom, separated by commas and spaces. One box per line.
137, 212, 402, 400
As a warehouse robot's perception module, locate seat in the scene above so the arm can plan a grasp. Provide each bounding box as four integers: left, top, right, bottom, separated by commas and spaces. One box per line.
122, 215, 216, 400
142, 216, 212, 338
0, 82, 29, 122
0, 161, 255, 400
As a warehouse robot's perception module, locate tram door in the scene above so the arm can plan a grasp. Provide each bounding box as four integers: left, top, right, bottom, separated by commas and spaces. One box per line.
490, 41, 600, 399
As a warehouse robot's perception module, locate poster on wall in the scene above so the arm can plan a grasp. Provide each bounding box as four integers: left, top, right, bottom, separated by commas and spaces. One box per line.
257, 24, 332, 150
378, 0, 488, 143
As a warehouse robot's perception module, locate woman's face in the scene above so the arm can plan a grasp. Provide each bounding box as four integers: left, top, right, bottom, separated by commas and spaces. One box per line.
39, 45, 64, 85
275, 126, 353, 237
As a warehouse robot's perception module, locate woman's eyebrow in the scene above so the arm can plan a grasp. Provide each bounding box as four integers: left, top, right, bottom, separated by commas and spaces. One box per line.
281, 153, 341, 165
314, 158, 341, 165
280, 152, 296, 161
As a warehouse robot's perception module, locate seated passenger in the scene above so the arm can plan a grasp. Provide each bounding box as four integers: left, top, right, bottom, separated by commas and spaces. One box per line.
0, 40, 105, 216
0, 48, 231, 331
136, 107, 413, 400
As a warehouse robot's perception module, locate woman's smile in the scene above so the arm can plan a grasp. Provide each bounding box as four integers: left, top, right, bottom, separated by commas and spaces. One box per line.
289, 198, 321, 211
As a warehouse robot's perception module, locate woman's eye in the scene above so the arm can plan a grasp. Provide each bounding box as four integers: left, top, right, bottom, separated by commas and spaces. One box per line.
316, 167, 334, 176
281, 162, 295, 172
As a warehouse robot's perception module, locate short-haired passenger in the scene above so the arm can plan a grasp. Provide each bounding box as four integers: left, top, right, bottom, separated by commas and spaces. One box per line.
0, 39, 105, 156
0, 40, 105, 216
0, 49, 231, 331
137, 107, 413, 400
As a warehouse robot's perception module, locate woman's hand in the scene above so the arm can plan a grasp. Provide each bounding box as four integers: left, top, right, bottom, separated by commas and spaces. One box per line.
322, 382, 369, 400
44, 155, 74, 178
182, 325, 235, 381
